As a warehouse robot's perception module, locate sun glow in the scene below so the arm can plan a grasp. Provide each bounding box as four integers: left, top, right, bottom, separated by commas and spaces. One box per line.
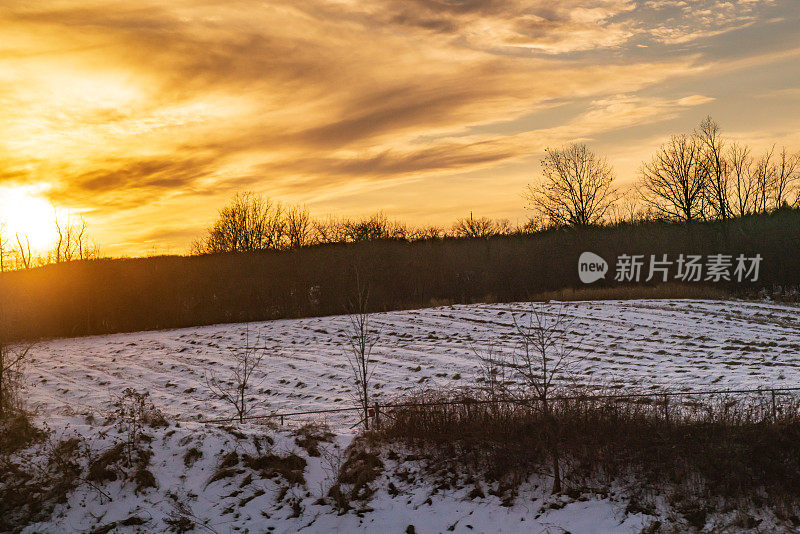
0, 185, 59, 252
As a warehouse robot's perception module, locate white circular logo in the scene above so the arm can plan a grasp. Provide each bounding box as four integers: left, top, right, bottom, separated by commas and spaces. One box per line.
578, 252, 608, 284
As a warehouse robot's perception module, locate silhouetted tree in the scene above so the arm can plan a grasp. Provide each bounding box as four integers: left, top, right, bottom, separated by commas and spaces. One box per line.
410, 225, 445, 240
697, 117, 731, 220
342, 212, 407, 242
752, 147, 776, 214
640, 134, 708, 222
53, 214, 96, 262
452, 213, 501, 238
774, 147, 800, 209
526, 144, 617, 227
195, 192, 285, 253
15, 234, 31, 270
729, 142, 756, 217
313, 215, 348, 245
285, 204, 312, 249
0, 223, 7, 273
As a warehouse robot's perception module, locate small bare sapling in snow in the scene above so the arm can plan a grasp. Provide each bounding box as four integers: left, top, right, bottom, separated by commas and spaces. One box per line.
205, 327, 270, 423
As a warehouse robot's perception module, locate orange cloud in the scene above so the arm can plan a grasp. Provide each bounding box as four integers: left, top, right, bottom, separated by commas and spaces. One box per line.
0, 0, 798, 255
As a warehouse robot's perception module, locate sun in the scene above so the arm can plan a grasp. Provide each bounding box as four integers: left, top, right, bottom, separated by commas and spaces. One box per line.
0, 185, 59, 252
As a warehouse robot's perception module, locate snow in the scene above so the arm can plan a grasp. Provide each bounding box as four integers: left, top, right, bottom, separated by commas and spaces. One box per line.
11, 299, 800, 532
26, 299, 800, 425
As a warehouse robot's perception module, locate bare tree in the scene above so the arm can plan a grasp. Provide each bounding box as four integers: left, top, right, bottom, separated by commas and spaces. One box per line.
728, 142, 756, 217
640, 134, 708, 222
478, 304, 577, 493
409, 225, 445, 240
526, 144, 617, 227
472, 343, 511, 404
196, 192, 286, 254
205, 328, 269, 422
0, 223, 8, 273
15, 234, 31, 270
344, 277, 378, 431
54, 212, 64, 263
313, 215, 348, 245
53, 214, 95, 263
752, 147, 776, 214
342, 212, 407, 242
607, 194, 652, 225
451, 213, 498, 238
774, 147, 800, 209
696, 117, 731, 220
511, 304, 577, 493
285, 204, 312, 249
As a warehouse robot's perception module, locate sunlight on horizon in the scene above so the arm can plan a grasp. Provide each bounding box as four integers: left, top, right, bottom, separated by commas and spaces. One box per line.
0, 184, 60, 252
0, 1, 798, 256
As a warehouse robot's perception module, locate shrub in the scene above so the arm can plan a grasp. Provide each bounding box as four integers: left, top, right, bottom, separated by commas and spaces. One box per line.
328, 437, 384, 511
292, 422, 334, 457
376, 387, 800, 517
0, 411, 44, 455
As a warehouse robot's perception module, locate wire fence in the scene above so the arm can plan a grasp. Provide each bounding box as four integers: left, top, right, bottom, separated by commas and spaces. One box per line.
182, 385, 800, 427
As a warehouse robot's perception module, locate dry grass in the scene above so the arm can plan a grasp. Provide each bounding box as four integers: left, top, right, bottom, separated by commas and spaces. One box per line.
531, 283, 728, 302
376, 387, 800, 526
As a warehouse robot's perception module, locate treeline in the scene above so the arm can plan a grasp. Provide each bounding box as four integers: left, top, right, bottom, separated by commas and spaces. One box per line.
1, 116, 799, 341
189, 191, 525, 255
191, 117, 798, 256
1, 207, 799, 342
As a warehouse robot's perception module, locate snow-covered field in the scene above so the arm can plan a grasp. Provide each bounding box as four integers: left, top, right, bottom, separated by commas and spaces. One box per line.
10, 299, 800, 533
28, 299, 800, 425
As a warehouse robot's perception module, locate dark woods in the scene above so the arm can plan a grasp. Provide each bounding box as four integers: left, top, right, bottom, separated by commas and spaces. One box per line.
1, 207, 799, 342
1, 116, 799, 341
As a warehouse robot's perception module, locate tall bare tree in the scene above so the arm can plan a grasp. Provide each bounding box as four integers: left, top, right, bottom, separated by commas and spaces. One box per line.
53, 214, 94, 263
752, 147, 776, 214
526, 144, 617, 227
774, 147, 800, 209
474, 304, 579, 493
696, 117, 731, 220
640, 134, 708, 222
344, 276, 378, 431
15, 234, 31, 270
285, 204, 312, 249
728, 142, 756, 217
511, 304, 576, 493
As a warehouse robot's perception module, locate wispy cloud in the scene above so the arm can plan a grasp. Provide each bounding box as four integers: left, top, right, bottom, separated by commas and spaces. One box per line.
0, 0, 797, 254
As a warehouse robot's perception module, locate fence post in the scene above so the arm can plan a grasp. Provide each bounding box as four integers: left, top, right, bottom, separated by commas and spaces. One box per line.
280, 415, 284, 426
374, 402, 381, 430
663, 394, 669, 424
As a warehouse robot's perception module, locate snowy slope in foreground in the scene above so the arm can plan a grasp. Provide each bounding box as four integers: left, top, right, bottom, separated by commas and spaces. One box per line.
12, 299, 800, 533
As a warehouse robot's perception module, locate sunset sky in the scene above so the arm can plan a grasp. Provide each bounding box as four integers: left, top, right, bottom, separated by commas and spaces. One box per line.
1, 0, 799, 256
